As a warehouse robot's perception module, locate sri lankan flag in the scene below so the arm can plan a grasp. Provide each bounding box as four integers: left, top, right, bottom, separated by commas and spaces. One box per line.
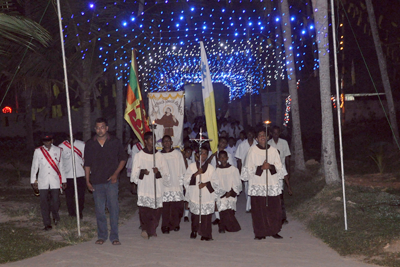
124, 50, 149, 145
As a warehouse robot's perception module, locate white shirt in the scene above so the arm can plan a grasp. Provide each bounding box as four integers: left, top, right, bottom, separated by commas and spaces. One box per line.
225, 145, 237, 159
268, 138, 291, 169
161, 149, 186, 202
126, 142, 143, 176
131, 150, 171, 209
241, 145, 283, 197
31, 144, 66, 189
234, 139, 258, 168
58, 140, 85, 178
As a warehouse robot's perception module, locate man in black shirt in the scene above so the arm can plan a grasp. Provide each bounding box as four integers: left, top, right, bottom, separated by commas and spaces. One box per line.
84, 117, 127, 245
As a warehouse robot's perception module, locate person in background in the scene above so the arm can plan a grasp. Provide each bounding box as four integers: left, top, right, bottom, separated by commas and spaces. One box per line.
59, 136, 85, 218
31, 133, 66, 231
226, 137, 237, 165
235, 128, 257, 212
236, 131, 246, 147
126, 135, 143, 195
268, 125, 292, 225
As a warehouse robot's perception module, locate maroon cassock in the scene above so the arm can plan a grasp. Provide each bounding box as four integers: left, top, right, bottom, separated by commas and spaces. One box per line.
219, 209, 241, 232
139, 207, 162, 237
191, 214, 212, 239
251, 195, 282, 237
162, 201, 184, 229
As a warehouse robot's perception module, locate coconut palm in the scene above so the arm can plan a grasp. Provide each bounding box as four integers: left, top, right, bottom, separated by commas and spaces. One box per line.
311, 0, 340, 185
365, 0, 400, 145
278, 0, 306, 172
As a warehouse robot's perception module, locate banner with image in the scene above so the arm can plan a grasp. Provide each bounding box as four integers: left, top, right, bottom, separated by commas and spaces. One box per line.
148, 91, 184, 149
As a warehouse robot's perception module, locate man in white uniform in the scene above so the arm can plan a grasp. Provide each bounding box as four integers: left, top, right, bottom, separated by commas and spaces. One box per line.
268, 125, 292, 224
31, 133, 66, 230
235, 128, 257, 212
59, 137, 86, 218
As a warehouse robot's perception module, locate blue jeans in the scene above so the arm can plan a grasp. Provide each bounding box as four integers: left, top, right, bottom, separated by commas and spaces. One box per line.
92, 181, 119, 241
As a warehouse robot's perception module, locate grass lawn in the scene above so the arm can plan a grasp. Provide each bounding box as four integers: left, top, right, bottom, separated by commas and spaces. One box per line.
286, 166, 400, 267
0, 169, 137, 264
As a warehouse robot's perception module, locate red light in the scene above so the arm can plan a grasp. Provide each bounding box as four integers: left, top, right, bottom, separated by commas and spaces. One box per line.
2, 106, 12, 113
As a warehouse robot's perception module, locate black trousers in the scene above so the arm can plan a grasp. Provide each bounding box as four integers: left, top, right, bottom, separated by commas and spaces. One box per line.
65, 177, 86, 217
39, 188, 60, 226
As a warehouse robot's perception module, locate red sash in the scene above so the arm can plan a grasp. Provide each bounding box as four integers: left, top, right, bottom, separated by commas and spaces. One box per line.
135, 143, 143, 151
40, 147, 62, 186
63, 141, 83, 159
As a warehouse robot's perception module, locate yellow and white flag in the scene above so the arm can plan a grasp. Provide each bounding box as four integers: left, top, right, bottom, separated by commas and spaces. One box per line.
200, 41, 218, 153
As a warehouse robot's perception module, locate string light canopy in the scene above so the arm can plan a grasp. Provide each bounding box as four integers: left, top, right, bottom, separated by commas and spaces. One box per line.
63, 0, 319, 100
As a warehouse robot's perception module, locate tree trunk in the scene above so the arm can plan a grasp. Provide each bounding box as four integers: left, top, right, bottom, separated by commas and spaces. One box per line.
23, 82, 34, 150
115, 75, 123, 142
365, 0, 400, 145
275, 23, 283, 125
312, 0, 340, 185
279, 0, 306, 172
81, 86, 91, 142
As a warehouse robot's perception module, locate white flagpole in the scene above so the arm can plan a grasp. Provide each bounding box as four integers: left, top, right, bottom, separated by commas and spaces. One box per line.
330, 0, 348, 230
56, 0, 81, 236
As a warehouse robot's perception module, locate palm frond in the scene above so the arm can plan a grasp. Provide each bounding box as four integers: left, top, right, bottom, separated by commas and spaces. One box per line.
0, 13, 51, 49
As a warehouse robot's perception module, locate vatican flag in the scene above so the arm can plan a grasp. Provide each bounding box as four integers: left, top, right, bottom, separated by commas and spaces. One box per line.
200, 41, 218, 153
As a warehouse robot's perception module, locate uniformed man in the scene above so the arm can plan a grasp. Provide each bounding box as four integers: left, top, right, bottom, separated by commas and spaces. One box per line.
31, 133, 66, 231
59, 136, 86, 218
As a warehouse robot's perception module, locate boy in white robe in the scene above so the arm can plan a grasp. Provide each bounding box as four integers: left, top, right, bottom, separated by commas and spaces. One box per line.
160, 135, 186, 233
184, 146, 216, 241
214, 151, 242, 233
242, 128, 283, 240
131, 132, 170, 239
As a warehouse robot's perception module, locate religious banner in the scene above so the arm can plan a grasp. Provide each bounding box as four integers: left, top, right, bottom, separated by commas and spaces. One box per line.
148, 91, 184, 149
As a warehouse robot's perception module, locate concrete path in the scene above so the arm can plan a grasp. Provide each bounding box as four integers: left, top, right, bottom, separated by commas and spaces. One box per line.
3, 194, 377, 267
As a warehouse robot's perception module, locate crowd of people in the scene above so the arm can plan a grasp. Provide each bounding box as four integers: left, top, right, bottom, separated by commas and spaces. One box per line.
30, 116, 292, 245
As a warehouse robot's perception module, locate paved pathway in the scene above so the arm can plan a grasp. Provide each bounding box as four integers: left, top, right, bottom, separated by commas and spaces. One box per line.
3, 194, 377, 267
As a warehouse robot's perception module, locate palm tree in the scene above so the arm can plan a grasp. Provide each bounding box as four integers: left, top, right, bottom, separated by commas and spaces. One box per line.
365, 0, 400, 145
0, 13, 51, 53
311, 0, 340, 185
279, 0, 306, 172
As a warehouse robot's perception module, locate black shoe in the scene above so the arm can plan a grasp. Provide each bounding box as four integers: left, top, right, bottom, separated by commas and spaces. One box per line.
212, 219, 220, 225
53, 219, 59, 226
254, 236, 265, 240
219, 229, 225, 234
272, 234, 283, 239
139, 225, 142, 230
43, 225, 52, 231
190, 231, 197, 239
200, 236, 213, 241
282, 219, 289, 225
246, 210, 251, 213
174, 226, 180, 231
161, 226, 170, 234
184, 217, 189, 222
